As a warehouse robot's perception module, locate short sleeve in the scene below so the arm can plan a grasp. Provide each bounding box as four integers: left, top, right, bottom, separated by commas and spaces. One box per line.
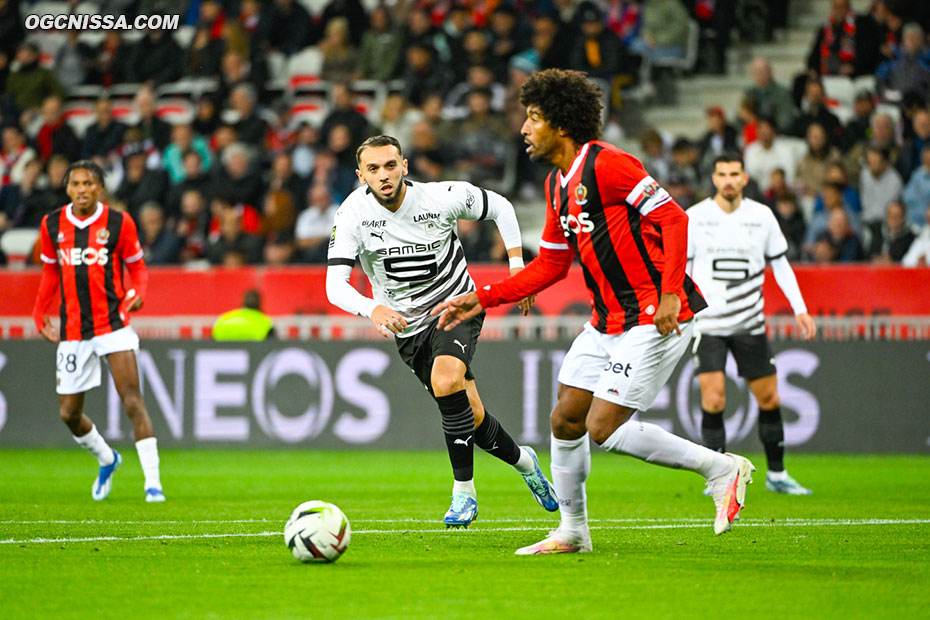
118, 213, 144, 262
440, 181, 488, 222
596, 149, 672, 217
326, 207, 361, 266
39, 215, 57, 264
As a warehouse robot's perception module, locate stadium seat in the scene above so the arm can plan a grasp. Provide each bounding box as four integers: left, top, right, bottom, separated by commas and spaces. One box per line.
296, 0, 328, 16
156, 98, 195, 125
650, 19, 700, 74
174, 25, 195, 49
854, 74, 876, 96
822, 75, 855, 108
290, 96, 330, 128
0, 229, 41, 267
350, 80, 386, 125
30, 1, 70, 16
266, 51, 289, 85
63, 101, 95, 136
157, 77, 220, 99
287, 47, 324, 91
66, 84, 104, 102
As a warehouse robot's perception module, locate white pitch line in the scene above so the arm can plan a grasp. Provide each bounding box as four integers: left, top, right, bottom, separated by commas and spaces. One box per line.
1, 519, 927, 545
0, 517, 709, 525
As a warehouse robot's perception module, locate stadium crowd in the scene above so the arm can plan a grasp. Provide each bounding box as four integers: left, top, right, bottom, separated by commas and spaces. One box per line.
0, 0, 929, 268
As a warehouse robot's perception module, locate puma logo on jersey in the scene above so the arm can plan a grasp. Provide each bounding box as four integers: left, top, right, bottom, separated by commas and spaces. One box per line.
370, 231, 384, 241
453, 339, 467, 353
454, 436, 472, 447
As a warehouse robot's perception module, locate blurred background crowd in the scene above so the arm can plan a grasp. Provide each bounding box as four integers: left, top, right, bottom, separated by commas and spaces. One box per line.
1, 0, 929, 269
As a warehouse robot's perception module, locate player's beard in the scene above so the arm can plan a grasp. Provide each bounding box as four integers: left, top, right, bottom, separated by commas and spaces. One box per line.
372, 180, 403, 208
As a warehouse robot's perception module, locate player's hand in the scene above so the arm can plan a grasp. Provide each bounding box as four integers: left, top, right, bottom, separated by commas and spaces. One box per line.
510, 266, 535, 316
124, 288, 143, 312
431, 291, 483, 331
371, 305, 407, 338
654, 293, 681, 336
796, 312, 816, 340
38, 316, 59, 343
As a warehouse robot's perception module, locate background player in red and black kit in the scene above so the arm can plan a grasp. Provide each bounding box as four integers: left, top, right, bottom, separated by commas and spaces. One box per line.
32, 160, 165, 502
434, 69, 754, 554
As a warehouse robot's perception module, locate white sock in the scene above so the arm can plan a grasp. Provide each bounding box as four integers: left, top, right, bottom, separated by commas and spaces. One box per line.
551, 434, 591, 535
767, 469, 787, 481
513, 447, 535, 475
74, 424, 115, 466
600, 420, 732, 481
135, 437, 162, 491
453, 479, 476, 499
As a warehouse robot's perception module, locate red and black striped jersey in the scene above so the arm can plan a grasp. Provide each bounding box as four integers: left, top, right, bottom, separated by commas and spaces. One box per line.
478, 141, 706, 334
39, 202, 144, 341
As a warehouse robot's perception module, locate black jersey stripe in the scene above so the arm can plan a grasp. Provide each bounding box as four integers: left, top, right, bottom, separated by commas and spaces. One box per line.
327, 257, 355, 267
726, 285, 762, 305
713, 296, 765, 320
478, 188, 488, 221
547, 171, 558, 213
45, 212, 67, 341
726, 267, 766, 289
581, 145, 640, 330
73, 224, 94, 339
625, 200, 663, 296
765, 250, 787, 261
406, 268, 473, 314
683, 274, 708, 313
104, 211, 124, 332
580, 262, 609, 332
412, 243, 465, 300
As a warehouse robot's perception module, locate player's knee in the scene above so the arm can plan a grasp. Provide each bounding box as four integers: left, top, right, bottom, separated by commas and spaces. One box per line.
756, 392, 779, 410
430, 373, 465, 397
550, 407, 586, 439
58, 405, 80, 425
702, 391, 726, 413
121, 389, 145, 415
587, 419, 614, 446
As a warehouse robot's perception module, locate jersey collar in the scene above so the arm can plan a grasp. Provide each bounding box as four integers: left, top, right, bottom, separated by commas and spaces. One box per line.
558, 143, 590, 188
65, 202, 104, 229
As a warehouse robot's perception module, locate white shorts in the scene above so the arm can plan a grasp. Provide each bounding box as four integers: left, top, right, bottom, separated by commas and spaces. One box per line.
56, 326, 140, 395
557, 320, 693, 411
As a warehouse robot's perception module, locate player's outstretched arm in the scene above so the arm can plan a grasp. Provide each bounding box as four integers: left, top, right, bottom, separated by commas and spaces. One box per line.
769, 255, 814, 339
432, 292, 483, 331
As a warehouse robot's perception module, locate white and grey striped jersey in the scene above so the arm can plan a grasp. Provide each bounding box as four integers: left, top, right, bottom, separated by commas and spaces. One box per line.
687, 197, 788, 336
327, 179, 520, 337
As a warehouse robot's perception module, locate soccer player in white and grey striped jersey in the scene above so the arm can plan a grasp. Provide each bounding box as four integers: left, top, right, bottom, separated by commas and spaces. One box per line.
687, 154, 817, 495
326, 136, 558, 527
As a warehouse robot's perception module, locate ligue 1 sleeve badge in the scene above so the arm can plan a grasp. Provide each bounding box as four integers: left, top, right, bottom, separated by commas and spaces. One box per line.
574, 184, 588, 206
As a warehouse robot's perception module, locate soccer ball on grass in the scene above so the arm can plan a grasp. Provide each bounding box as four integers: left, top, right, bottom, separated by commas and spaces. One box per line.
284, 500, 351, 563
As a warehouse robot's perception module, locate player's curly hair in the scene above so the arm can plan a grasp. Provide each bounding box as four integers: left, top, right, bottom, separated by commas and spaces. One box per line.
520, 69, 603, 144
64, 160, 106, 185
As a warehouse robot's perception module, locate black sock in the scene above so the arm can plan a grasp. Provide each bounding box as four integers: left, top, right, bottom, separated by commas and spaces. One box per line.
435, 390, 475, 482
759, 407, 785, 472
701, 409, 726, 453
474, 411, 521, 466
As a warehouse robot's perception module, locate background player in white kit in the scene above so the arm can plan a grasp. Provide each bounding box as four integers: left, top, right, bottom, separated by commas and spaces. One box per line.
326, 135, 558, 527
687, 154, 816, 495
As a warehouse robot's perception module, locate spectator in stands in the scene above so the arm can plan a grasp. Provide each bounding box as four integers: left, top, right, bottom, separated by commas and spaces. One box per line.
129, 28, 183, 86
54, 31, 94, 90
764, 168, 791, 205
902, 204, 930, 267
795, 123, 841, 200
206, 196, 264, 265
139, 202, 182, 265
266, 151, 307, 212
668, 137, 702, 200
698, 106, 739, 178
319, 0, 368, 48
228, 83, 267, 148
319, 17, 357, 84
115, 147, 170, 222
163, 123, 213, 185
445, 64, 507, 122
379, 93, 423, 152
865, 200, 916, 264
166, 149, 211, 219
6, 42, 63, 115
0, 0, 24, 62
421, 93, 457, 150
841, 89, 876, 150
810, 205, 864, 262
806, 0, 877, 78
214, 142, 263, 208
845, 110, 899, 179
23, 154, 69, 228
638, 127, 671, 183
264, 230, 296, 266
488, 5, 529, 72
790, 78, 843, 145
7, 158, 45, 227
261, 189, 296, 243
295, 183, 338, 263
605, 0, 642, 46
88, 31, 132, 87
860, 144, 903, 225
404, 6, 453, 70
326, 122, 358, 171
133, 86, 172, 151
897, 107, 930, 182
737, 96, 761, 148
773, 191, 807, 261
876, 22, 930, 103
176, 188, 210, 262
687, 0, 735, 75
35, 96, 80, 163
530, 12, 572, 72
452, 87, 512, 187
185, 25, 225, 78
902, 143, 930, 226
192, 94, 220, 137
289, 122, 318, 177
406, 120, 448, 182
631, 0, 690, 79
321, 83, 374, 152
744, 56, 797, 133
238, 0, 265, 37
354, 5, 403, 81
745, 116, 799, 192
1, 123, 37, 186
806, 180, 862, 247
81, 98, 126, 160
570, 2, 627, 84
812, 160, 862, 217
217, 50, 264, 107
259, 0, 314, 56
307, 148, 356, 203
212, 289, 276, 341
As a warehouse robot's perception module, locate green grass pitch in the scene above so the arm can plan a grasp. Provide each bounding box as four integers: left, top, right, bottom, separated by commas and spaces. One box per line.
1, 449, 928, 619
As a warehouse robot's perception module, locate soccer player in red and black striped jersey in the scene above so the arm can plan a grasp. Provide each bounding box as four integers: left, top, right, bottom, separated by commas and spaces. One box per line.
32, 160, 165, 503
434, 69, 754, 552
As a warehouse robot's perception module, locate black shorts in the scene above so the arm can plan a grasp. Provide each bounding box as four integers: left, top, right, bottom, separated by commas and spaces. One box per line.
396, 313, 485, 397
692, 332, 776, 380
